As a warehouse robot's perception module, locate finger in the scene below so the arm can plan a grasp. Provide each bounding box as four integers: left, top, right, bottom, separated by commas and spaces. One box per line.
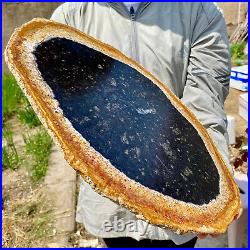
197, 234, 207, 239
234, 208, 243, 220
210, 234, 219, 238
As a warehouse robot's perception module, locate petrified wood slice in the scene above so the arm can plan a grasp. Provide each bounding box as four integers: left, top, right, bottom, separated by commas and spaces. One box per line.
5, 18, 241, 234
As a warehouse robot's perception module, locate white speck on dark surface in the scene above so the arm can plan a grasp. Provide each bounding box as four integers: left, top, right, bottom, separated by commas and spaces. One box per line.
94, 106, 100, 112
110, 78, 117, 86
121, 132, 129, 144
136, 108, 156, 114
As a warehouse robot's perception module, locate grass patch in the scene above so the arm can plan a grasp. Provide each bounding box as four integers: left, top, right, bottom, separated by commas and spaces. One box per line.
2, 73, 54, 247
230, 42, 248, 66
2, 74, 24, 122
18, 105, 41, 128
2, 73, 41, 128
24, 129, 53, 181
2, 125, 21, 170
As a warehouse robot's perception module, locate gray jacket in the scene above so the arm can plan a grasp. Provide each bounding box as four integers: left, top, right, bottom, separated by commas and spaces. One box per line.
51, 2, 231, 244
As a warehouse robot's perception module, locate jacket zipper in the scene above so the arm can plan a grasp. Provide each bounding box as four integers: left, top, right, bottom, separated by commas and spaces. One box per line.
130, 6, 139, 62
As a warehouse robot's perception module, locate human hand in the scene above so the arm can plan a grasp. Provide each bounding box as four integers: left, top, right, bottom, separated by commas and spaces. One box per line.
233, 171, 248, 209
197, 233, 219, 239
197, 208, 243, 239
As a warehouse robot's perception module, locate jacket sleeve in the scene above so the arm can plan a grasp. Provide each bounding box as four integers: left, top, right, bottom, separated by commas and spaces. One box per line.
51, 2, 85, 28
181, 3, 232, 172
51, 3, 70, 24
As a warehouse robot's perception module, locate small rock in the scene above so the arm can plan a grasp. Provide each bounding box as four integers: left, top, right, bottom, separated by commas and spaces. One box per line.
79, 239, 99, 248
47, 242, 68, 248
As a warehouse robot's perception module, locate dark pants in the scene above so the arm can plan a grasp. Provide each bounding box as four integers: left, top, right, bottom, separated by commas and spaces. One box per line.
104, 236, 197, 248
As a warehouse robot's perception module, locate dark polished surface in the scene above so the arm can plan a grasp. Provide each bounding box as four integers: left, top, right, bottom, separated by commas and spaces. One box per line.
34, 38, 219, 205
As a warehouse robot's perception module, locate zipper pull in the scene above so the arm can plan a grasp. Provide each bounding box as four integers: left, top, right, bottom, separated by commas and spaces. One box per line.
130, 6, 135, 21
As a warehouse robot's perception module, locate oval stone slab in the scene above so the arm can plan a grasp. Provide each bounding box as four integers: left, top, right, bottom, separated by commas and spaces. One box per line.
33, 37, 219, 205
5, 19, 241, 234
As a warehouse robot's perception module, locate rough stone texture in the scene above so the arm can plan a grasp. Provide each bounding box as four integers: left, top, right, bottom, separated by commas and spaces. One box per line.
45, 143, 76, 246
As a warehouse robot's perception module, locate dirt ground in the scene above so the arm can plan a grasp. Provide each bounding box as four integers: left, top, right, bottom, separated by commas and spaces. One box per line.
2, 116, 78, 248
2, 119, 55, 247
2, 168, 54, 247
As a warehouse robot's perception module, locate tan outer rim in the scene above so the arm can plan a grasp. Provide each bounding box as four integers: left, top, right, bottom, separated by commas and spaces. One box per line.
4, 18, 241, 235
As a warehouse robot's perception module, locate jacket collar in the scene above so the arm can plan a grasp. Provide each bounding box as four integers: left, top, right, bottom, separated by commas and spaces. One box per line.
107, 2, 151, 17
